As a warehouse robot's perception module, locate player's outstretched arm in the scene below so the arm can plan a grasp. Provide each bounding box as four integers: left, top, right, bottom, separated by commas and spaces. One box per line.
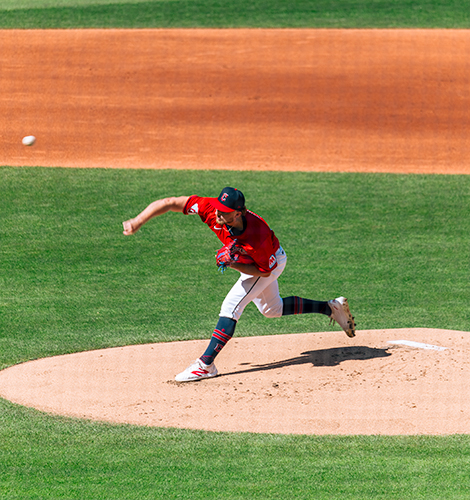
123, 196, 189, 235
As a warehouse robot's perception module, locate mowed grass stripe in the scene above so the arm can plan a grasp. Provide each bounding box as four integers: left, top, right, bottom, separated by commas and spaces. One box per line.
1, 0, 470, 28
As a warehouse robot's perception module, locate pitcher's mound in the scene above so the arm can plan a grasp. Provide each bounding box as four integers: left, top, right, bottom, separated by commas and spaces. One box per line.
1, 328, 469, 435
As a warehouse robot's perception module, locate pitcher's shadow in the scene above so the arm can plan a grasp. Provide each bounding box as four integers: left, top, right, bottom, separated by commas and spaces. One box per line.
224, 346, 391, 377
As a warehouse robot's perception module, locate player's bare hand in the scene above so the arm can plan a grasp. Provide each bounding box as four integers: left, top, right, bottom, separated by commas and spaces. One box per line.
122, 218, 140, 235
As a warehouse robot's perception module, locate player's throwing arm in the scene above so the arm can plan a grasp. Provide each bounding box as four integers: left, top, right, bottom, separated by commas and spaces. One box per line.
122, 196, 189, 235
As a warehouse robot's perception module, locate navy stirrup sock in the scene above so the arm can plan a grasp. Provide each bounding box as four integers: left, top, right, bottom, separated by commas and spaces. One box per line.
282, 296, 331, 316
201, 301, 330, 366
200, 317, 237, 366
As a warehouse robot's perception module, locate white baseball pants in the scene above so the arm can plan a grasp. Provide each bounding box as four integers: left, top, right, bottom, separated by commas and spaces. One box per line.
219, 247, 287, 321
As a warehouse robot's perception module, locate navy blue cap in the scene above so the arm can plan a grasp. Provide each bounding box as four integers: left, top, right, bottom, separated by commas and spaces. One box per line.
212, 187, 245, 212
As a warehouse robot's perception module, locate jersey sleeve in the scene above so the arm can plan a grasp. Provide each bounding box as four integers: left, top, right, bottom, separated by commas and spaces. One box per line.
183, 196, 215, 223
183, 195, 201, 215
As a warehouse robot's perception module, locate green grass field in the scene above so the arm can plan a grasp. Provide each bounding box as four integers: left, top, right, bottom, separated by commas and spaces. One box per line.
1, 167, 469, 369
1, 167, 470, 499
2, 1, 470, 497
1, 0, 470, 28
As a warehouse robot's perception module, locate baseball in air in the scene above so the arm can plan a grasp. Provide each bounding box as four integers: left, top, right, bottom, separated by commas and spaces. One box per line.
22, 135, 36, 146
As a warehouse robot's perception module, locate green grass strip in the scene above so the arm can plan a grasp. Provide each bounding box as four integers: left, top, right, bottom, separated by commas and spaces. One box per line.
1, 166, 468, 369
1, 0, 470, 29
2, 398, 470, 499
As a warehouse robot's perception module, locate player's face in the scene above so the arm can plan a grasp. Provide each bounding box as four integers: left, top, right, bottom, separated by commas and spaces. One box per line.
216, 209, 240, 226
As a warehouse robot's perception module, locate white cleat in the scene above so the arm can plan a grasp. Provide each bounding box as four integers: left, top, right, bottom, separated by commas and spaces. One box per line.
175, 359, 218, 382
328, 296, 356, 338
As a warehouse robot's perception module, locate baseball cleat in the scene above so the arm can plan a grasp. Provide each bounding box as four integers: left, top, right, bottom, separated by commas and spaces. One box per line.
175, 359, 218, 382
328, 296, 356, 338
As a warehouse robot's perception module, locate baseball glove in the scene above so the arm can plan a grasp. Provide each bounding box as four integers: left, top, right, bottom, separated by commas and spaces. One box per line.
216, 241, 254, 273
216, 243, 235, 273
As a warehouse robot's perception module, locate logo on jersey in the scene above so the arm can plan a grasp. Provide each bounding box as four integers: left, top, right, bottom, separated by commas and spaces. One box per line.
187, 203, 199, 214
269, 254, 277, 268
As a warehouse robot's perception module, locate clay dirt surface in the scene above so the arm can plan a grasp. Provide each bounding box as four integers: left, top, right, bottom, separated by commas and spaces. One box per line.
1, 29, 469, 435
1, 329, 469, 435
1, 29, 470, 173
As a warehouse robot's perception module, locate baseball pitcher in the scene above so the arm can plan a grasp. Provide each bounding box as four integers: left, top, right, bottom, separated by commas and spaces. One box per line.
123, 187, 356, 382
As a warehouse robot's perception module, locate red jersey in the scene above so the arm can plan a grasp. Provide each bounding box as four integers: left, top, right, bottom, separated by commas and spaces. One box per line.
184, 195, 280, 273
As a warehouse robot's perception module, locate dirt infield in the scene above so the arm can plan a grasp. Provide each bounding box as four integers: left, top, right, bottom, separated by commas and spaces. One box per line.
1, 29, 469, 435
1, 29, 469, 173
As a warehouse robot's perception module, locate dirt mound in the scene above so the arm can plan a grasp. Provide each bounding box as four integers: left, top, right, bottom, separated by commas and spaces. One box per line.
1, 329, 469, 435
